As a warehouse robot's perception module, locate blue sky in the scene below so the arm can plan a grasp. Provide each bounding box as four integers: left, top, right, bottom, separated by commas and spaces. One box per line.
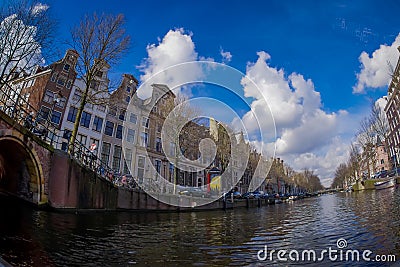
46, 0, 400, 185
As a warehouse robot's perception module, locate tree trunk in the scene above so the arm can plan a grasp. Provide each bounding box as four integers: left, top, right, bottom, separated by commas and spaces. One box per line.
68, 85, 89, 154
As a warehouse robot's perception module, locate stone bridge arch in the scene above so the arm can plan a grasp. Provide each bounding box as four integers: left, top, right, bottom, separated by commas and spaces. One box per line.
0, 133, 47, 204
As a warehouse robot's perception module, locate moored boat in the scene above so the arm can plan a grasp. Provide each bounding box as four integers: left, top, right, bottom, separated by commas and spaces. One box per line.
374, 178, 395, 190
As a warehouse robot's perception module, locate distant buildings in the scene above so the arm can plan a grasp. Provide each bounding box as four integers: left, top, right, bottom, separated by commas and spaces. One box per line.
358, 136, 391, 179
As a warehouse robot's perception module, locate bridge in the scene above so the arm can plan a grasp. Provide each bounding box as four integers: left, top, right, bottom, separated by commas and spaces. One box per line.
0, 82, 125, 209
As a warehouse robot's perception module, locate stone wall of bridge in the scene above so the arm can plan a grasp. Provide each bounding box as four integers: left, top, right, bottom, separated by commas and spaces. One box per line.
0, 111, 52, 205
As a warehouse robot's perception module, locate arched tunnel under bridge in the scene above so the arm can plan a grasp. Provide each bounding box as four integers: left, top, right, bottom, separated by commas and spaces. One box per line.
0, 136, 44, 204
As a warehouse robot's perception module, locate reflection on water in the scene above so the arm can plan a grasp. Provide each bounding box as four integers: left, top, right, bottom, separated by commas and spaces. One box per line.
0, 188, 399, 266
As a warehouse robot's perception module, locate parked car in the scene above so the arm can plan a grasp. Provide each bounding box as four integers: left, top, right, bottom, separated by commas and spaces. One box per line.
374, 170, 389, 178
242, 192, 255, 199
388, 167, 400, 177
224, 190, 241, 199
179, 187, 209, 198
252, 191, 264, 199
260, 193, 270, 199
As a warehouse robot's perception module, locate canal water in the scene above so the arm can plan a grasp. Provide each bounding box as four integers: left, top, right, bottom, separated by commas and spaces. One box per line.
0, 189, 399, 266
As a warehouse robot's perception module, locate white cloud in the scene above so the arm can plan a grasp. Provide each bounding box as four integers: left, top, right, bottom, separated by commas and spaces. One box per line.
290, 137, 350, 187
241, 51, 340, 153
239, 51, 356, 186
220, 48, 232, 63
31, 3, 49, 16
353, 33, 400, 93
138, 28, 208, 99
239, 51, 302, 133
275, 110, 337, 154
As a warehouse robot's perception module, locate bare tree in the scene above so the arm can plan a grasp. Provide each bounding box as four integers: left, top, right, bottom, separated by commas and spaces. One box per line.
369, 101, 391, 166
161, 93, 202, 192
332, 163, 350, 189
0, 0, 54, 87
67, 13, 130, 153
302, 168, 324, 192
348, 143, 361, 181
357, 117, 377, 177
214, 123, 232, 171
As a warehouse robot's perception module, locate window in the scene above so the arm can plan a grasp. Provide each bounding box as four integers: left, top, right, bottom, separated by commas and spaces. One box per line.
26, 79, 34, 87
155, 137, 162, 152
43, 90, 54, 103
63, 64, 70, 72
126, 128, 135, 143
126, 86, 131, 93
156, 123, 162, 133
51, 73, 57, 82
129, 113, 137, 124
116, 125, 123, 139
92, 116, 103, 132
77, 134, 87, 146
90, 80, 99, 90
95, 71, 103, 78
55, 97, 66, 108
38, 106, 50, 122
124, 148, 132, 174
119, 110, 126, 121
169, 142, 176, 156
66, 80, 72, 89
68, 55, 76, 62
112, 145, 122, 172
51, 111, 61, 125
72, 92, 81, 103
101, 142, 111, 165
137, 156, 145, 183
140, 132, 148, 147
63, 129, 72, 140
97, 105, 106, 112
104, 121, 114, 136
169, 163, 174, 181
142, 117, 149, 128
80, 111, 91, 128
108, 108, 117, 116
56, 76, 66, 86
155, 159, 161, 174
67, 107, 78, 122
381, 159, 385, 164
125, 96, 130, 103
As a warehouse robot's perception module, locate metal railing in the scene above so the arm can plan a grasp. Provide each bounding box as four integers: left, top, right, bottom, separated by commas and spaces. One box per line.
0, 81, 121, 186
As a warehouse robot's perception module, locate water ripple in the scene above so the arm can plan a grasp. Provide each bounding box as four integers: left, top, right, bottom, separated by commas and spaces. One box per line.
0, 191, 399, 266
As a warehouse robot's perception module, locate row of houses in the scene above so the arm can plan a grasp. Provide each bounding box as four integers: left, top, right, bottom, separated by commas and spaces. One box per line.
383, 47, 400, 176
354, 46, 400, 179
1, 49, 268, 194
